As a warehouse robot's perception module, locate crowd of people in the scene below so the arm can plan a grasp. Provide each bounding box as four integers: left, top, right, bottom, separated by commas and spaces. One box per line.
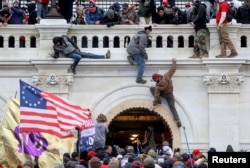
0, 0, 250, 26
20, 137, 245, 168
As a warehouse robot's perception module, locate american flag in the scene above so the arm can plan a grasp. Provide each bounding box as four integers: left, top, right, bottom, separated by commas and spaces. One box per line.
19, 80, 92, 138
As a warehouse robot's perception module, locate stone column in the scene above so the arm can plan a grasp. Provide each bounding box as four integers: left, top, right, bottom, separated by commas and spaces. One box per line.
203, 59, 245, 151
35, 19, 71, 58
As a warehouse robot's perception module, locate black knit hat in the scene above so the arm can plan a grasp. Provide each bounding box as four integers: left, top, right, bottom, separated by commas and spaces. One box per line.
144, 25, 152, 31
53, 37, 62, 44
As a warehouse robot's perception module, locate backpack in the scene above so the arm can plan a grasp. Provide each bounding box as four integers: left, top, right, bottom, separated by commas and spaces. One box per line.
226, 5, 235, 22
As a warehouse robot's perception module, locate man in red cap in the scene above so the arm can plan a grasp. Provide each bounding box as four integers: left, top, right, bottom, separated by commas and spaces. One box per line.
150, 58, 181, 127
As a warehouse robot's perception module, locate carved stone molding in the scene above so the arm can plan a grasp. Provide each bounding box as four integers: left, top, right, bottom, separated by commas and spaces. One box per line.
203, 74, 244, 93
32, 73, 73, 93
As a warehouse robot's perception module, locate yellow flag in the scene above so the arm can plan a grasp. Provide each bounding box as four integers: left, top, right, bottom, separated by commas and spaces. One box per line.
0, 98, 77, 168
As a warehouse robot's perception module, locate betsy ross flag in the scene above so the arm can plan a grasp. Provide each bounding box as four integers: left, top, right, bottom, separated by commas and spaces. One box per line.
19, 80, 92, 138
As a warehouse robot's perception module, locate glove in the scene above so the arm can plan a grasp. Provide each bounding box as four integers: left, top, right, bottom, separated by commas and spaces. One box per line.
53, 54, 59, 59
107, 22, 114, 27
144, 55, 148, 61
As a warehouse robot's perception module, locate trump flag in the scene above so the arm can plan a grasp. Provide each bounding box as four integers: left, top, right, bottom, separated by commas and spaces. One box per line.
0, 97, 77, 167
19, 80, 92, 138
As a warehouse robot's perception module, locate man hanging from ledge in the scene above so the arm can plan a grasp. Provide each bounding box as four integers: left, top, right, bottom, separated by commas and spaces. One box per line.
51, 35, 111, 74
150, 58, 181, 127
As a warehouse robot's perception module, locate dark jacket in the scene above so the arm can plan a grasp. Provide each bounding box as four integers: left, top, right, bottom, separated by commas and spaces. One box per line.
86, 7, 105, 24
154, 13, 167, 24
153, 61, 176, 105
192, 4, 207, 31
102, 11, 121, 26
53, 35, 79, 57
236, 4, 250, 24
10, 7, 23, 24
138, 0, 156, 22
72, 16, 86, 25
126, 30, 148, 59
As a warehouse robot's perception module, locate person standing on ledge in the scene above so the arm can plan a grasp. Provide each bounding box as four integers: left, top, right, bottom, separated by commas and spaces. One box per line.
215, 0, 238, 58
52, 35, 110, 74
126, 25, 152, 84
150, 58, 181, 127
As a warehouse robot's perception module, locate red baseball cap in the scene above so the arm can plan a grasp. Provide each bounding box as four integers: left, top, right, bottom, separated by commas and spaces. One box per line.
192, 149, 202, 156
88, 150, 97, 158
152, 73, 160, 80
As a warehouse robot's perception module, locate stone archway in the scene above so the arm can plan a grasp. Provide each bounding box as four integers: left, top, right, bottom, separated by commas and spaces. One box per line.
91, 84, 195, 150
105, 100, 181, 149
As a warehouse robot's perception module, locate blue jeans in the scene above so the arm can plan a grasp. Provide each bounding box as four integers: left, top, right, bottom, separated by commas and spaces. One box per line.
67, 51, 105, 68
131, 54, 145, 81
36, 3, 48, 19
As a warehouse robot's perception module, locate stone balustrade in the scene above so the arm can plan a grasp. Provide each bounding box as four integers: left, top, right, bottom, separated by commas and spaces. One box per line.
0, 19, 249, 60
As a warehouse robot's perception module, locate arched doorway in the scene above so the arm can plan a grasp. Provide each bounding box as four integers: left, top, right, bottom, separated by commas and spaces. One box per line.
107, 107, 173, 149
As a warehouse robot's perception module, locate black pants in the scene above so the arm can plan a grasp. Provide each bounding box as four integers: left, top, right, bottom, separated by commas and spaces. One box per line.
150, 87, 180, 121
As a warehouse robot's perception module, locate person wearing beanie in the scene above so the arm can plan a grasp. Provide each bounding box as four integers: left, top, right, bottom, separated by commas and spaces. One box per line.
143, 157, 154, 168
189, 0, 209, 59
215, 0, 238, 58
86, 0, 105, 25
126, 25, 152, 84
119, 3, 139, 25
103, 9, 121, 27
150, 58, 181, 127
10, 1, 23, 24
52, 35, 110, 74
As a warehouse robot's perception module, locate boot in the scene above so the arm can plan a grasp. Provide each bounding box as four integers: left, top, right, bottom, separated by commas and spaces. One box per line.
71, 66, 76, 74
215, 53, 227, 58
227, 52, 238, 58
136, 79, 147, 84
200, 53, 208, 58
105, 50, 111, 59
189, 54, 200, 59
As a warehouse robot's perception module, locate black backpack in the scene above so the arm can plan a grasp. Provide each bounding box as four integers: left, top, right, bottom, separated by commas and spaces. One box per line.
226, 5, 236, 22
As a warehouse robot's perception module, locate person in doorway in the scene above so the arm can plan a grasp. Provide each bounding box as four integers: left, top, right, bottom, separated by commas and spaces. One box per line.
189, 0, 209, 58
215, 0, 238, 58
142, 126, 156, 150
150, 58, 181, 127
93, 113, 109, 150
52, 35, 111, 74
126, 25, 152, 84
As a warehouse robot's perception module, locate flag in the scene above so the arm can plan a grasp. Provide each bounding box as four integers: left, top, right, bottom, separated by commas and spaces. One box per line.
19, 80, 91, 138
0, 97, 76, 168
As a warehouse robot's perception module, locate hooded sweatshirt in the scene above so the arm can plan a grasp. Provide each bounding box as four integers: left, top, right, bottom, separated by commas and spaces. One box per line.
126, 30, 148, 59
94, 122, 109, 142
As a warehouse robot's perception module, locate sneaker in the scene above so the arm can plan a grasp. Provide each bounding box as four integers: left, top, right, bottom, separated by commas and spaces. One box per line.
105, 50, 111, 59
215, 54, 227, 58
71, 66, 76, 74
189, 54, 200, 59
176, 120, 182, 127
136, 79, 147, 84
127, 56, 135, 65
227, 52, 238, 58
200, 53, 208, 58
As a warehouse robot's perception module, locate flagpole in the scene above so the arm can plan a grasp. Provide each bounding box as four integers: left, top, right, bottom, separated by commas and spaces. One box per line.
183, 126, 193, 168
77, 127, 81, 160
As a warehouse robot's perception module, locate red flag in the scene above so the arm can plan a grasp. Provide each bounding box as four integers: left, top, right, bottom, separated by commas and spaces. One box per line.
19, 80, 91, 138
